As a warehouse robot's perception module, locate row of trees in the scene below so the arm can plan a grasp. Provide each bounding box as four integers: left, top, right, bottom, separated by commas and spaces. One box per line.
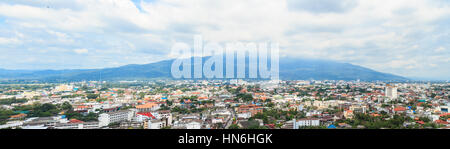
228, 121, 269, 129
29, 103, 60, 117
0, 109, 15, 125
1, 102, 100, 124
335, 113, 439, 129
0, 97, 27, 105
250, 109, 303, 125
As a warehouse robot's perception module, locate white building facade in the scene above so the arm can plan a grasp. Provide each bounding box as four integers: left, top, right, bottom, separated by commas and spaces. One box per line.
293, 118, 320, 129
98, 109, 135, 127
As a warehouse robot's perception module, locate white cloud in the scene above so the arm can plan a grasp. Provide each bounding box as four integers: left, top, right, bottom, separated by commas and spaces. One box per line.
434, 46, 446, 52
0, 0, 448, 79
0, 37, 20, 44
74, 48, 89, 54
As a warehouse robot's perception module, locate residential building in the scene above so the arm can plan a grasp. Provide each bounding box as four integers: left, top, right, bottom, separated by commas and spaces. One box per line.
98, 109, 135, 127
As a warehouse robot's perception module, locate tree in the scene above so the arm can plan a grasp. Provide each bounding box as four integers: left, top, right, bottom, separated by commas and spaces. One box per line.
61, 101, 73, 111
81, 85, 89, 91
166, 100, 173, 106
419, 117, 431, 122
108, 122, 120, 127
139, 92, 146, 99
30, 103, 59, 117
266, 102, 275, 108
117, 90, 125, 94
0, 109, 15, 125
216, 123, 224, 129
0, 97, 27, 105
228, 124, 240, 129
237, 93, 253, 102
161, 126, 171, 129
86, 94, 99, 99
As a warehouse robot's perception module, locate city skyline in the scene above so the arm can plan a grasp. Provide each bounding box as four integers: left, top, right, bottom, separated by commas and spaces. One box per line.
0, 0, 449, 80
1, 80, 449, 130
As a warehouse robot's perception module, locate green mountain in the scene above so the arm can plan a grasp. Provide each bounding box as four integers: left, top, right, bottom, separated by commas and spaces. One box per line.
0, 57, 408, 81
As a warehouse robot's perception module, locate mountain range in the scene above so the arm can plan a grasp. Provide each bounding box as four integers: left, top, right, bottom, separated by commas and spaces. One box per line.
0, 57, 408, 81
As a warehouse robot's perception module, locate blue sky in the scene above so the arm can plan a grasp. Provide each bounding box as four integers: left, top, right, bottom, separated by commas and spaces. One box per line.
0, 0, 449, 80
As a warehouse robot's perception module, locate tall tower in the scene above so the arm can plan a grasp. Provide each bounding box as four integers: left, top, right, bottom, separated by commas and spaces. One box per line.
385, 84, 398, 99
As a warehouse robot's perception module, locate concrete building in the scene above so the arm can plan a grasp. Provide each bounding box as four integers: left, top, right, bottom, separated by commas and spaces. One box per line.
98, 109, 135, 127
145, 119, 166, 129
186, 120, 202, 129
54, 122, 99, 129
385, 85, 398, 99
156, 110, 173, 125
120, 121, 143, 129
136, 102, 160, 112
237, 112, 252, 119
293, 118, 320, 129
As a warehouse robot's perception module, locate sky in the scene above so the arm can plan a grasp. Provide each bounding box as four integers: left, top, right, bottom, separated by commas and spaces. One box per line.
0, 0, 448, 80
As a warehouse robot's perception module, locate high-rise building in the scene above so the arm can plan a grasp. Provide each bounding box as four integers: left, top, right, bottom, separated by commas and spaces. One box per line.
385, 84, 398, 99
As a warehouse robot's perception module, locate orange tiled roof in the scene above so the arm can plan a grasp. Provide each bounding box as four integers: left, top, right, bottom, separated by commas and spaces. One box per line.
371, 113, 380, 117
435, 120, 448, 125
69, 119, 84, 123
10, 113, 27, 118
239, 104, 261, 109
136, 102, 157, 109
394, 106, 406, 111
416, 121, 425, 124
439, 113, 450, 117
76, 105, 91, 109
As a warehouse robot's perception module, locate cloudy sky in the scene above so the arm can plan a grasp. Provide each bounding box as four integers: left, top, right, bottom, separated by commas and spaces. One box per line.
0, 0, 449, 80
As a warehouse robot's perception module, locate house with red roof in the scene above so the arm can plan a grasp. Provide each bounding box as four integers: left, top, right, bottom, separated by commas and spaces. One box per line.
416, 121, 425, 125
10, 113, 27, 120
69, 119, 84, 123
439, 113, 450, 117
136, 112, 156, 122
394, 106, 407, 114
237, 104, 263, 116
370, 113, 381, 117
198, 96, 208, 101
435, 120, 448, 125
344, 110, 354, 119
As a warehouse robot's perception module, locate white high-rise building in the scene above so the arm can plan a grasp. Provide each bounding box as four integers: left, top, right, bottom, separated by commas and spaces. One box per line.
385, 85, 398, 99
